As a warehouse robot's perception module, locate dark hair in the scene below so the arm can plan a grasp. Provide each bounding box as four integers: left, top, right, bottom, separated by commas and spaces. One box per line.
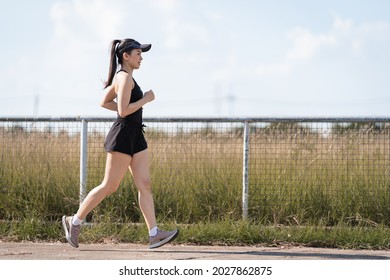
104, 39, 138, 89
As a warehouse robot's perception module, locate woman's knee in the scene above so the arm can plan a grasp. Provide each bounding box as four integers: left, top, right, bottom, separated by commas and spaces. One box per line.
136, 178, 152, 193
100, 180, 120, 195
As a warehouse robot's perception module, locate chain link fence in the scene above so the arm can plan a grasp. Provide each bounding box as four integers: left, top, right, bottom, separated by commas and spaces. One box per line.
1, 117, 389, 225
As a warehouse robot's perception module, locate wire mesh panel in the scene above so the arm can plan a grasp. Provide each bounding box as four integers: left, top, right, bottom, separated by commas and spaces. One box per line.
0, 118, 389, 225
0, 119, 81, 220
145, 120, 244, 223
249, 120, 390, 225
86, 120, 113, 186
80, 119, 245, 223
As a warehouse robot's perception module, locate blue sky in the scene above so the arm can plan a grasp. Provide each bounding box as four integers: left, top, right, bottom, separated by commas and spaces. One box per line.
1, 0, 389, 117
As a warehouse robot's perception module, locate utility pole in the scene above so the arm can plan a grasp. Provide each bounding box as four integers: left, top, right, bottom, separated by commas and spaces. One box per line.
33, 94, 39, 117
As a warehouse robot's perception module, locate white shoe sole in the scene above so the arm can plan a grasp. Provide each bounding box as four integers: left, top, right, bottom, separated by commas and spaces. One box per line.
149, 229, 179, 249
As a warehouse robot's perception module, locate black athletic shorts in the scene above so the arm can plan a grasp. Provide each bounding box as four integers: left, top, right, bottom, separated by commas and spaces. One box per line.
104, 119, 147, 157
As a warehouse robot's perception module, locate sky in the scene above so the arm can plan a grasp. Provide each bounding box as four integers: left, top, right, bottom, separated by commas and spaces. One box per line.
0, 0, 389, 118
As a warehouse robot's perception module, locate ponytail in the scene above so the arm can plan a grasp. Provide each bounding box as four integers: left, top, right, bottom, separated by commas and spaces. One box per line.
104, 39, 121, 89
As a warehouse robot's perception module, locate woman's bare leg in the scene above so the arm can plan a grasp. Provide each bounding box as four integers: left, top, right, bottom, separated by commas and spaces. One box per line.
129, 149, 157, 231
76, 152, 131, 220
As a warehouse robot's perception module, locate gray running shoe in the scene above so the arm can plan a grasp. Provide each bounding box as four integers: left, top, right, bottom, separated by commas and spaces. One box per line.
149, 229, 179, 249
62, 215, 81, 248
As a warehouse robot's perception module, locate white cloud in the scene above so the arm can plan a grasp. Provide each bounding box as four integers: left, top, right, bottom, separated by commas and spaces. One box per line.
161, 19, 211, 50
330, 14, 390, 57
256, 63, 291, 76
287, 15, 390, 61
163, 18, 181, 48
151, 0, 179, 13
286, 27, 336, 61
361, 21, 390, 37
205, 10, 224, 22
36, 0, 129, 115
332, 13, 353, 32
148, 0, 210, 50
148, 0, 181, 49
49, 0, 125, 50
260, 14, 390, 77
357, 21, 390, 52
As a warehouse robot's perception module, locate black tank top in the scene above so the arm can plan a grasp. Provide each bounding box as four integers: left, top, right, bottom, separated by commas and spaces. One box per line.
116, 70, 143, 124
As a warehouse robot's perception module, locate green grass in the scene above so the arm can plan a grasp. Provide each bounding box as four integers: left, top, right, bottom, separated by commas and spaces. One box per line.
0, 124, 389, 249
1, 219, 389, 250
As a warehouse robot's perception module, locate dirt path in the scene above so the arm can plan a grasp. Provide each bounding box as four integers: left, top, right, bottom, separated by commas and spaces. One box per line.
1, 242, 389, 260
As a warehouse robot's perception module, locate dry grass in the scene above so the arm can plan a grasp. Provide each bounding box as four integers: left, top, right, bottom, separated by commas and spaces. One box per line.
0, 123, 389, 227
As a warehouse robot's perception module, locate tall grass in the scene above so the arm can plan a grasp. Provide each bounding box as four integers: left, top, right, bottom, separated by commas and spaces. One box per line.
0, 129, 79, 220
1, 122, 389, 228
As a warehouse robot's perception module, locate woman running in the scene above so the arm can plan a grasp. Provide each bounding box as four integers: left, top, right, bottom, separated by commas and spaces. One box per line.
62, 38, 178, 249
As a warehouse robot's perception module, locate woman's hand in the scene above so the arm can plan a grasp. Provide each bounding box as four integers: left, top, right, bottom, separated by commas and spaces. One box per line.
144, 90, 155, 103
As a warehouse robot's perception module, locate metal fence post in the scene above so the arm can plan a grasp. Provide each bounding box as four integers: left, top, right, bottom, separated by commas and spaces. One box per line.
242, 121, 250, 219
80, 119, 88, 206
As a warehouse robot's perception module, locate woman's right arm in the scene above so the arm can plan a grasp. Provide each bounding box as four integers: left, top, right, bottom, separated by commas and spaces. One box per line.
100, 84, 118, 111
116, 73, 155, 118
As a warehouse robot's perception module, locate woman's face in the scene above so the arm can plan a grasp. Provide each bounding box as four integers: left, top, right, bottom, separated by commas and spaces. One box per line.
124, 48, 143, 69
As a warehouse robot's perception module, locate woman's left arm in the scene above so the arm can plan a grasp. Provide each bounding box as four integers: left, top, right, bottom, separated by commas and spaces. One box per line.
100, 84, 118, 111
